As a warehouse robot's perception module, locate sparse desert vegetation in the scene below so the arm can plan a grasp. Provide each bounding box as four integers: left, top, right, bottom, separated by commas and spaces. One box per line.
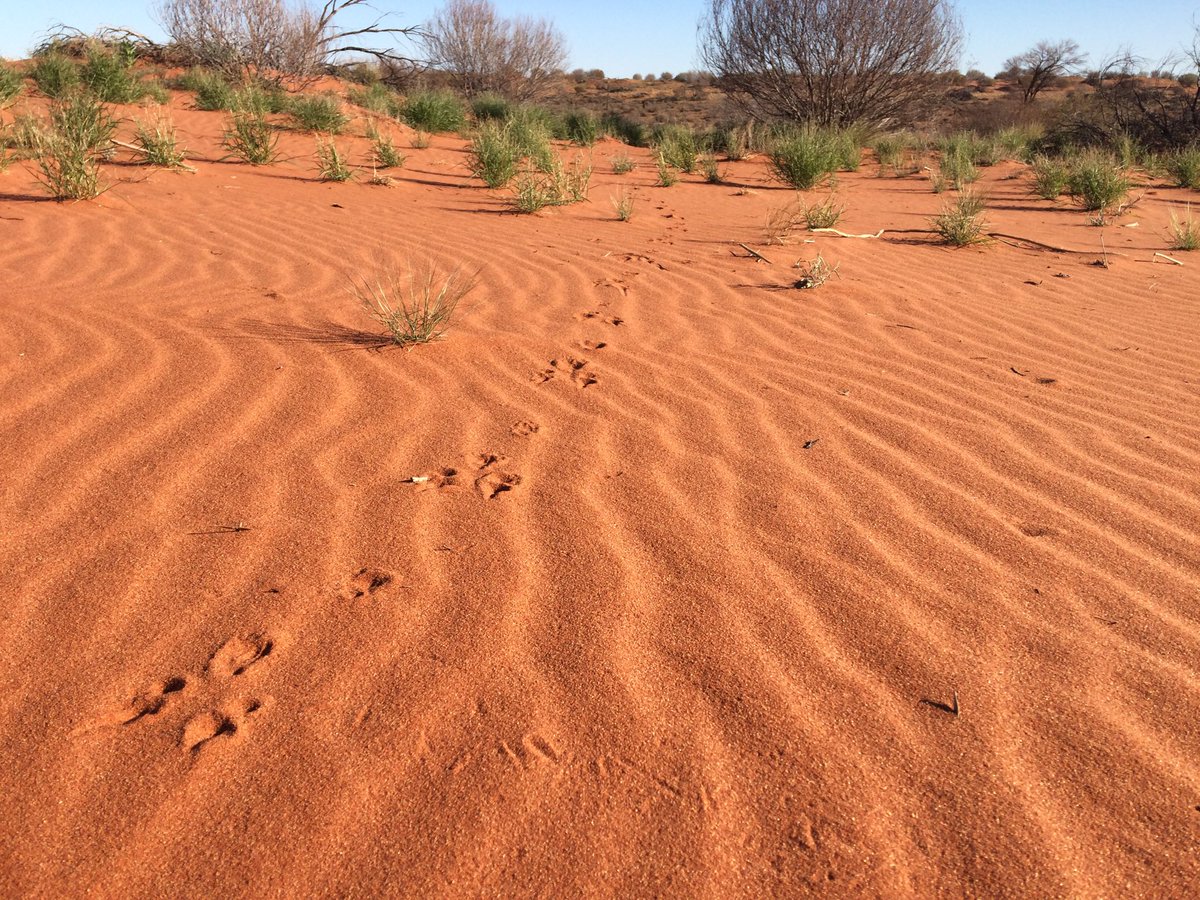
2, 6, 1200, 899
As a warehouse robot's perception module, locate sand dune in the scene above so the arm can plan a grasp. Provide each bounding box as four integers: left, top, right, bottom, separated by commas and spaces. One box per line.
1, 96, 1199, 896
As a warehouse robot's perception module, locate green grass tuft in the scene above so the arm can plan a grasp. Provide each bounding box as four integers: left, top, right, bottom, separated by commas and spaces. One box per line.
289, 94, 347, 133
31, 54, 79, 99
932, 190, 989, 245
223, 111, 280, 165
401, 90, 465, 133
315, 137, 353, 181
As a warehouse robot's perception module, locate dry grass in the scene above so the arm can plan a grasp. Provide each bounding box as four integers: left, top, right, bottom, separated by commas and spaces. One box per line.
352, 263, 477, 347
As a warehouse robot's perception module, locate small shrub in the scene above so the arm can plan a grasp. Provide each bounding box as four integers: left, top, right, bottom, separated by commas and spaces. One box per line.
233, 84, 288, 116
793, 253, 839, 289
655, 153, 678, 186
471, 93, 510, 121
769, 128, 839, 189
505, 108, 554, 168
932, 191, 989, 246
1164, 147, 1200, 189
1031, 155, 1070, 200
873, 134, 907, 174
401, 90, 465, 133
316, 137, 353, 181
565, 110, 599, 145
349, 82, 400, 116
507, 154, 591, 212
223, 112, 280, 165
601, 114, 646, 147
699, 152, 725, 184
936, 137, 978, 190
141, 81, 171, 105
135, 117, 188, 167
187, 70, 234, 110
610, 153, 634, 174
0, 62, 24, 107
411, 130, 431, 149
289, 95, 347, 133
1067, 152, 1129, 212
470, 120, 521, 188
832, 127, 865, 171
509, 168, 557, 212
1168, 204, 1199, 250
802, 195, 845, 229
656, 125, 698, 173
353, 263, 476, 347
82, 47, 142, 103
32, 54, 79, 99
612, 190, 635, 221
31, 94, 117, 200
996, 125, 1040, 162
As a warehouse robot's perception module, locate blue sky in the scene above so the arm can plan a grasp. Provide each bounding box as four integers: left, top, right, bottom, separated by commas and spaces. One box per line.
2, 1, 1197, 77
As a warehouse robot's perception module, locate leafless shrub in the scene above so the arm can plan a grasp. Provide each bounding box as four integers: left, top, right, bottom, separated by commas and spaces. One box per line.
699, 0, 962, 127
1001, 40, 1087, 104
156, 0, 421, 84
422, 0, 566, 101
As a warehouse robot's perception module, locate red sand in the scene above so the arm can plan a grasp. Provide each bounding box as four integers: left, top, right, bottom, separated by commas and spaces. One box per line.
1, 93, 1199, 896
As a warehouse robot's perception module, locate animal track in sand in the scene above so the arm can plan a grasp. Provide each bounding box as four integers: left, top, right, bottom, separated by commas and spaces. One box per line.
475, 453, 522, 500
340, 567, 394, 600
208, 633, 274, 678
182, 698, 265, 754
1019, 523, 1057, 538
510, 420, 540, 437
88, 632, 277, 754
498, 733, 562, 769
105, 676, 188, 726
534, 356, 597, 389
578, 310, 624, 326
579, 340, 606, 352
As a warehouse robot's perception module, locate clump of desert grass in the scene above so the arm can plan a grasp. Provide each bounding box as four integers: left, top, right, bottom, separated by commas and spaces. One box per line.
1164, 146, 1200, 189
134, 117, 188, 168
610, 153, 634, 174
1168, 204, 1199, 251
31, 53, 80, 98
223, 111, 280, 165
288, 94, 347, 133
31, 92, 117, 200
612, 189, 635, 221
508, 154, 592, 213
352, 263, 477, 347
369, 127, 405, 169
768, 127, 840, 189
0, 61, 25, 107
565, 109, 599, 146
764, 202, 802, 244
401, 90, 466, 133
410, 130, 431, 149
932, 190, 990, 246
655, 125, 698, 173
1030, 155, 1070, 200
470, 120, 522, 187
179, 68, 233, 110
802, 194, 845, 229
315, 137, 352, 181
699, 152, 725, 184
1066, 151, 1129, 212
655, 152, 678, 187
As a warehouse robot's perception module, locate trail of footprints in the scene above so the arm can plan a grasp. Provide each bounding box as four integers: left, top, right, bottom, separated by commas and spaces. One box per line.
100, 633, 274, 756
